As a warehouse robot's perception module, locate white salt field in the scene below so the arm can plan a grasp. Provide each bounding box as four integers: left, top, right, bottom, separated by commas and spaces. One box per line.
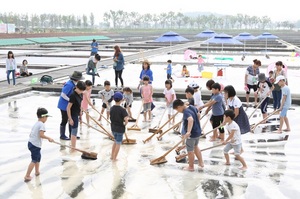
0, 91, 300, 199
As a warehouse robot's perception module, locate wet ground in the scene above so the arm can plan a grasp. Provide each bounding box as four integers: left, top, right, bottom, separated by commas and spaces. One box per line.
0, 92, 299, 199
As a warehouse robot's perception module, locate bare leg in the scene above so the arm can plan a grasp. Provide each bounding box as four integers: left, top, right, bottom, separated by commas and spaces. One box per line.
194, 146, 204, 167
143, 111, 147, 122
185, 151, 195, 171
86, 113, 90, 126
246, 93, 250, 105
111, 142, 116, 160
112, 143, 121, 161
71, 135, 76, 152
98, 108, 105, 121
219, 133, 224, 142
224, 153, 230, 165
25, 162, 35, 181
235, 155, 247, 170
35, 162, 40, 176
148, 110, 151, 121
127, 107, 132, 118
283, 116, 291, 131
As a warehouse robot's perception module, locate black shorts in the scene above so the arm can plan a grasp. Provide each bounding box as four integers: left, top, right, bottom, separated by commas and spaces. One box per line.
210, 115, 224, 133
124, 102, 132, 108
246, 84, 258, 94
102, 102, 111, 109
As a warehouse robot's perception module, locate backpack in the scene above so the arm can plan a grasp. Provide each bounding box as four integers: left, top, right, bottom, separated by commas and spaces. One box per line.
40, 75, 53, 84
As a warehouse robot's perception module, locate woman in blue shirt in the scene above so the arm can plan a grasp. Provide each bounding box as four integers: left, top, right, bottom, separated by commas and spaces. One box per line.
113, 45, 125, 90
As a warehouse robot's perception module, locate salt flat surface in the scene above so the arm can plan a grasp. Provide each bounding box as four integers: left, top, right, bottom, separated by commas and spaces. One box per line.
0, 92, 299, 198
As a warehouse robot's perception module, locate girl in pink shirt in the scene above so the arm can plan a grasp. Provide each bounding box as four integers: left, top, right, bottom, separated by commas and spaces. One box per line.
141, 76, 153, 122
163, 80, 176, 124
81, 80, 94, 126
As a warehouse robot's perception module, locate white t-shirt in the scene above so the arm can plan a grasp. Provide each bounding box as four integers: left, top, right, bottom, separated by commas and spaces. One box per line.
193, 90, 204, 108
163, 88, 176, 103
226, 121, 242, 145
227, 96, 242, 109
98, 89, 114, 102
28, 121, 46, 148
258, 81, 272, 98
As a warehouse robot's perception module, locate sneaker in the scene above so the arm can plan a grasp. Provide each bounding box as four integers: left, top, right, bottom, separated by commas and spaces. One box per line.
96, 73, 100, 77
77, 136, 80, 140
60, 136, 70, 140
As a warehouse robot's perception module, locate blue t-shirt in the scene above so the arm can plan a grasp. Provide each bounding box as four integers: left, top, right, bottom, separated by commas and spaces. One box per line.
91, 42, 98, 53
281, 85, 291, 108
167, 64, 172, 75
182, 106, 201, 138
139, 69, 153, 83
57, 80, 76, 111
211, 93, 224, 116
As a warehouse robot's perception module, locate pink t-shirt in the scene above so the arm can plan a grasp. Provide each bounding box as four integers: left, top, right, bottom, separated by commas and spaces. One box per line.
141, 84, 153, 103
197, 57, 205, 64
81, 89, 92, 110
163, 88, 176, 103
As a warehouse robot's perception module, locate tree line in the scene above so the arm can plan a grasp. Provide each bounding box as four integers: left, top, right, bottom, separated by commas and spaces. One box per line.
0, 10, 298, 31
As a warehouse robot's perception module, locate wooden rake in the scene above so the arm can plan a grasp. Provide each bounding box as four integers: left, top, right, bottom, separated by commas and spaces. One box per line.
53, 141, 97, 160
149, 106, 167, 133
157, 121, 182, 141
143, 112, 179, 144
81, 121, 114, 140
84, 110, 115, 140
250, 110, 280, 132
248, 97, 266, 120
127, 103, 143, 131
175, 143, 223, 162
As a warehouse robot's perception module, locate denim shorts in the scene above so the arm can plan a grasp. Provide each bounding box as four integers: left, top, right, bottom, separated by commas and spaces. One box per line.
70, 115, 79, 136
185, 137, 200, 152
28, 142, 41, 163
113, 132, 124, 144
280, 107, 289, 117
223, 143, 242, 155
143, 103, 151, 112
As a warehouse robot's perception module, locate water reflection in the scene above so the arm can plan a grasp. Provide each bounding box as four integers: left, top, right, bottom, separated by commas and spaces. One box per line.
8, 100, 19, 118
26, 177, 44, 199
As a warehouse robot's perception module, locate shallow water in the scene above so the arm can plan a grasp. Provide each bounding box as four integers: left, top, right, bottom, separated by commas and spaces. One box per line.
0, 92, 300, 199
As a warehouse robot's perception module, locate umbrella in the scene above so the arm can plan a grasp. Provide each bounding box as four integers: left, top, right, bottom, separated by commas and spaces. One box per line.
267, 62, 288, 74
256, 32, 278, 54
203, 33, 243, 56
154, 31, 189, 54
234, 32, 256, 54
195, 29, 217, 54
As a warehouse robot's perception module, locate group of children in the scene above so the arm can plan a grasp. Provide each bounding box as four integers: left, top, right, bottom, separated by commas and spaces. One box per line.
24, 60, 292, 181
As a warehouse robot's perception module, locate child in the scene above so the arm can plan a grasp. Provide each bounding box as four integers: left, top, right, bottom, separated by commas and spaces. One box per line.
268, 70, 274, 84
164, 80, 176, 124
86, 54, 100, 85
123, 87, 134, 120
110, 92, 129, 161
67, 81, 86, 149
173, 99, 204, 171
199, 83, 225, 141
197, 54, 205, 72
273, 75, 291, 133
98, 80, 114, 123
20, 59, 33, 77
189, 82, 204, 111
166, 60, 174, 82
24, 108, 54, 182
141, 76, 153, 122
256, 73, 273, 123
185, 86, 194, 106
81, 80, 95, 126
206, 79, 215, 91
223, 109, 247, 170
181, 65, 190, 78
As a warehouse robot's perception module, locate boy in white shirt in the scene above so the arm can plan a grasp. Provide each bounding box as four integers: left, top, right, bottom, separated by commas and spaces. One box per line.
223, 110, 247, 170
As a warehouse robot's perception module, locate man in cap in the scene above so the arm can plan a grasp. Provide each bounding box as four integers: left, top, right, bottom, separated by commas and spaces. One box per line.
57, 71, 84, 140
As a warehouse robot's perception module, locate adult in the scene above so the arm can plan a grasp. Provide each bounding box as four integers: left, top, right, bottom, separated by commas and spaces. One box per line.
90, 39, 98, 56
272, 61, 287, 110
57, 71, 84, 140
244, 59, 261, 107
20, 59, 33, 77
113, 45, 125, 90
138, 59, 155, 112
86, 54, 101, 86
6, 51, 17, 85
224, 85, 250, 134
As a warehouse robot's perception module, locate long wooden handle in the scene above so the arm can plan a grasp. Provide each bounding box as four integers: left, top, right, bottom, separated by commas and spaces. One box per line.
53, 141, 86, 154
162, 138, 185, 158
200, 124, 224, 138
251, 110, 280, 131
157, 121, 182, 140
81, 121, 112, 138
134, 103, 144, 125
176, 143, 223, 160
156, 107, 168, 127
248, 97, 266, 119
92, 107, 111, 124
143, 112, 179, 143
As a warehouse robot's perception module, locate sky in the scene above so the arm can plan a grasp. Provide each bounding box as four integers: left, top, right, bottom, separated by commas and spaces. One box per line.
1, 0, 298, 22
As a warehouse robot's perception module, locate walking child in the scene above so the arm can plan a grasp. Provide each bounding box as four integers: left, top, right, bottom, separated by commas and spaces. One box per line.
173, 99, 204, 171
110, 92, 129, 161
223, 110, 247, 170
67, 81, 86, 149
123, 87, 134, 120
98, 80, 114, 123
256, 73, 273, 123
81, 80, 95, 126
24, 108, 53, 182
164, 80, 176, 124
199, 83, 225, 141
141, 76, 153, 122
273, 75, 291, 133
166, 60, 174, 82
